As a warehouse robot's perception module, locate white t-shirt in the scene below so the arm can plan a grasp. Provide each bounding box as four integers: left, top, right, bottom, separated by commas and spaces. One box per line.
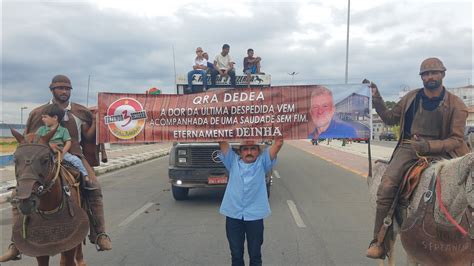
193, 57, 207, 69
214, 53, 233, 70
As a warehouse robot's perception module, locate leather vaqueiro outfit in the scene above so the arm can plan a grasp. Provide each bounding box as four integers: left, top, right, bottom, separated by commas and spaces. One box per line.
0, 74, 111, 263
24, 102, 110, 249
369, 86, 469, 257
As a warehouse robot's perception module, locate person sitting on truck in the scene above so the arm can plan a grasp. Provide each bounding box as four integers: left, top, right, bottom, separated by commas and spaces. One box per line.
187, 47, 208, 93
243, 48, 263, 85
218, 139, 283, 266
210, 44, 236, 87
203, 52, 214, 72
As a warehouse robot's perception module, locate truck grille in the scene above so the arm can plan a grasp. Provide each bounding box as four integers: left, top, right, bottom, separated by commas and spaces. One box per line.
189, 148, 224, 168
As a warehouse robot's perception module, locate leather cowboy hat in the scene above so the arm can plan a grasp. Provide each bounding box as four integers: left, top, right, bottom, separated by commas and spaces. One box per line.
49, 75, 73, 89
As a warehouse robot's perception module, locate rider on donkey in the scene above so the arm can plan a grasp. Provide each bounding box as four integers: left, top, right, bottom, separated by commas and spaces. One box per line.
365, 57, 470, 259
0, 74, 112, 262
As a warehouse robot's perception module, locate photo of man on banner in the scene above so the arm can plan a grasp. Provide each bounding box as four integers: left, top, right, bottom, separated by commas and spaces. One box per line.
308, 85, 360, 140
97, 84, 371, 143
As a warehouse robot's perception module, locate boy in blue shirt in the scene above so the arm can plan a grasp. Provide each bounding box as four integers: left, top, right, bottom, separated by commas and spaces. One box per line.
218, 139, 283, 266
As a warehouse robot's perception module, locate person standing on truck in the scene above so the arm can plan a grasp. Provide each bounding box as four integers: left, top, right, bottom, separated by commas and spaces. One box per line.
211, 44, 236, 87
218, 139, 284, 266
187, 47, 208, 93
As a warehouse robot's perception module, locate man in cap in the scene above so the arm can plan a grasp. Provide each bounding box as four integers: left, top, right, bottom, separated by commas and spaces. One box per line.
218, 138, 283, 266
0, 74, 111, 262
365, 58, 469, 259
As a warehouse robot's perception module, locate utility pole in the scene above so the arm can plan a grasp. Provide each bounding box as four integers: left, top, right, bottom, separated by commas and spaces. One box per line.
288, 72, 299, 85
344, 0, 351, 84
20, 106, 28, 130
86, 75, 91, 107
172, 45, 177, 89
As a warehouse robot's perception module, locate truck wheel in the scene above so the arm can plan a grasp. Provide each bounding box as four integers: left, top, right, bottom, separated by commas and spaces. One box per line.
172, 185, 189, 200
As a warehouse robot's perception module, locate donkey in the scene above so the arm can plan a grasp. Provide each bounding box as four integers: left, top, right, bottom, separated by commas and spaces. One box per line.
368, 152, 474, 266
10, 128, 89, 266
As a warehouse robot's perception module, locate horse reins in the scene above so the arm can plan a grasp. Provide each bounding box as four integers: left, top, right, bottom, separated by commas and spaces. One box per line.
435, 173, 468, 236
35, 150, 62, 197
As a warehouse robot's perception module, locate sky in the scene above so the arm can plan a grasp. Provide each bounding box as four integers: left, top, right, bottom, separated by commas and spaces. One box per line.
1, 0, 473, 124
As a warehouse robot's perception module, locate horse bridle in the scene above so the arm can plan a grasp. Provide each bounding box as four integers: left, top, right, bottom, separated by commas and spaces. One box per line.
14, 143, 61, 198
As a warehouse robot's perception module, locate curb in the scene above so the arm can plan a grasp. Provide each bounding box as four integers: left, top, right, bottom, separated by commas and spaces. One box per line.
0, 148, 170, 204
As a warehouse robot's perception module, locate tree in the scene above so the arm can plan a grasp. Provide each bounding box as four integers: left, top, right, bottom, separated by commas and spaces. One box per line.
385, 101, 397, 109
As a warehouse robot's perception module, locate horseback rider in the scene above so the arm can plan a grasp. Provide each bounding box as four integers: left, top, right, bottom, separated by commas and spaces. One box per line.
365, 57, 470, 259
0, 74, 112, 262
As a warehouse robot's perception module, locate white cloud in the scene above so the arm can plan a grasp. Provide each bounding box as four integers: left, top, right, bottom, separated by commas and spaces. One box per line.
2, 0, 472, 123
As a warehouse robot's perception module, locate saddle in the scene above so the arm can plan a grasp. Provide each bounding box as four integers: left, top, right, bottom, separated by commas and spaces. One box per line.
376, 158, 431, 254
400, 174, 473, 265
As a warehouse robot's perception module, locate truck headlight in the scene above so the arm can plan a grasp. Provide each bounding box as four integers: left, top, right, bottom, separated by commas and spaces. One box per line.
178, 158, 187, 163
178, 149, 187, 156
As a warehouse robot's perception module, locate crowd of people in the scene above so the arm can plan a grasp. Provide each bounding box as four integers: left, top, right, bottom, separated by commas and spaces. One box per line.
187, 44, 265, 93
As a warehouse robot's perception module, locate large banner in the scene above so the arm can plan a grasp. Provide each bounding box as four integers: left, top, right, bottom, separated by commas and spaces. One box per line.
97, 84, 370, 143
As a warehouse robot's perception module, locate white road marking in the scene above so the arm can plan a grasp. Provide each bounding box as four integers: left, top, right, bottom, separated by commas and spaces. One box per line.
287, 200, 307, 228
118, 202, 154, 227
273, 170, 281, 179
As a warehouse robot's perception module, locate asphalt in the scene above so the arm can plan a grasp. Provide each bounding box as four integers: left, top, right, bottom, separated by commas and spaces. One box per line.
0, 140, 395, 204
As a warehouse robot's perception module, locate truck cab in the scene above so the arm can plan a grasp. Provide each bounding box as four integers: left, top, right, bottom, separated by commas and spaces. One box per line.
168, 73, 272, 200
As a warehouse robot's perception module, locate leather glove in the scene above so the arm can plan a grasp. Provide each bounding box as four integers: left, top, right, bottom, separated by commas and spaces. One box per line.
411, 138, 430, 154
362, 79, 380, 97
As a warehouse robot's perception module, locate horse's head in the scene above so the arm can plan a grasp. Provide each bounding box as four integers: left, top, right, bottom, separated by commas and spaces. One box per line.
10, 127, 57, 215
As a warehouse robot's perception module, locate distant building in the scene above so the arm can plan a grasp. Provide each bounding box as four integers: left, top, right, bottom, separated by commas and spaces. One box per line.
449, 85, 473, 107
335, 93, 369, 122
468, 106, 474, 126
371, 112, 397, 140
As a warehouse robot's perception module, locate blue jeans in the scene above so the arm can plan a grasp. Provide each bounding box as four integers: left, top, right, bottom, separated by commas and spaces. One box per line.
187, 70, 207, 92
244, 65, 257, 74
63, 152, 88, 177
226, 217, 264, 266
210, 68, 236, 87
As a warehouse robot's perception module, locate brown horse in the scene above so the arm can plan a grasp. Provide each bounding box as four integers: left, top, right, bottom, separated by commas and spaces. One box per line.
10, 128, 89, 266
368, 152, 474, 266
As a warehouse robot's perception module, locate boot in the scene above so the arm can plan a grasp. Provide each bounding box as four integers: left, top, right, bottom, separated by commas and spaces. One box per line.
83, 178, 99, 191
366, 205, 390, 259
0, 206, 21, 262
0, 193, 22, 262
86, 188, 112, 251
0, 243, 21, 262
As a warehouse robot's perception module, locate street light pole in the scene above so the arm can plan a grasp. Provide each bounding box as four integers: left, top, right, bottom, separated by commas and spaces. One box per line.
86, 75, 91, 107
288, 72, 299, 85
20, 106, 28, 130
344, 0, 351, 84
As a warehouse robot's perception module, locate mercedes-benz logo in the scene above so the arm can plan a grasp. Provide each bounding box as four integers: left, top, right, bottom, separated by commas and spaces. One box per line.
211, 150, 222, 163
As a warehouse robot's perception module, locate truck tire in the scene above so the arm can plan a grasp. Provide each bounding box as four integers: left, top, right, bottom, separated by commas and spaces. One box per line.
172, 185, 189, 200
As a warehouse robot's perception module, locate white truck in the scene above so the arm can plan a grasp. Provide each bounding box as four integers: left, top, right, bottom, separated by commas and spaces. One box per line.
168, 73, 273, 200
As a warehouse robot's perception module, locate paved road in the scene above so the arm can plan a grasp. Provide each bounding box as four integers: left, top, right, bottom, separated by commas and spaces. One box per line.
370, 140, 397, 149
0, 144, 407, 265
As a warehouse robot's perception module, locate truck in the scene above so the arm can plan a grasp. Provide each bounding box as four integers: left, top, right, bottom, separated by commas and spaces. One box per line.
168, 73, 272, 200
